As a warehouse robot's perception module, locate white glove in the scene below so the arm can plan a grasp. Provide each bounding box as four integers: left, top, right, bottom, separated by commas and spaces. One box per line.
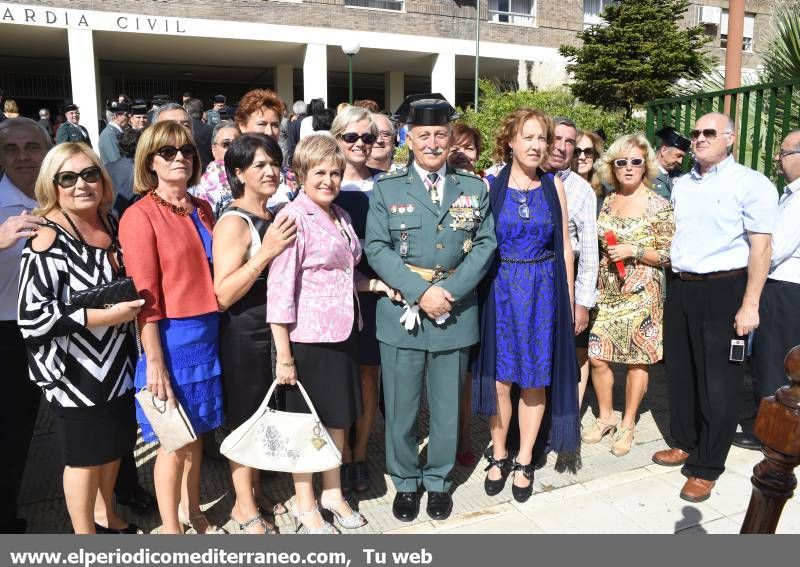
434, 312, 450, 325
399, 302, 421, 331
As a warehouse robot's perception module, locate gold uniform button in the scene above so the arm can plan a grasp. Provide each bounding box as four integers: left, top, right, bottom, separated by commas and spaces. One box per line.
400, 223, 406, 229
437, 225, 443, 231
436, 243, 444, 250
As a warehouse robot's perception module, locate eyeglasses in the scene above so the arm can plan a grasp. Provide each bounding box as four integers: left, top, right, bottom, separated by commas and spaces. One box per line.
689, 128, 732, 141
378, 130, 394, 139
53, 166, 102, 188
613, 158, 645, 168
776, 149, 800, 159
340, 132, 377, 145
213, 140, 232, 149
575, 147, 597, 159
154, 144, 196, 161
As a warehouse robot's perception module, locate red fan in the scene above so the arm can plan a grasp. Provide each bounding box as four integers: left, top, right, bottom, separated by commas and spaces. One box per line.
604, 230, 626, 278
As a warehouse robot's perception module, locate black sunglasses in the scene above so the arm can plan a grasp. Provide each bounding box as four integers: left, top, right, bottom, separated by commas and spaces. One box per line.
154, 144, 196, 161
340, 132, 377, 145
689, 128, 731, 141
575, 147, 597, 159
613, 158, 645, 168
53, 166, 102, 188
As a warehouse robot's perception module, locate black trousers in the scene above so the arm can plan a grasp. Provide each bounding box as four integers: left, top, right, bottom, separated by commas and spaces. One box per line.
664, 274, 747, 481
750, 279, 800, 404
0, 322, 41, 530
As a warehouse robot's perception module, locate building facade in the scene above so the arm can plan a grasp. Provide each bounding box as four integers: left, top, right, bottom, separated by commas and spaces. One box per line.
0, 0, 777, 146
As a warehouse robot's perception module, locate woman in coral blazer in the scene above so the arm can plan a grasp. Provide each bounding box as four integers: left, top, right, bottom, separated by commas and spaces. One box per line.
267, 134, 396, 534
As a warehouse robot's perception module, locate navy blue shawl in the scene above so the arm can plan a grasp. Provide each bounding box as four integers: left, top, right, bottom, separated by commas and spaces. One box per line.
471, 164, 580, 454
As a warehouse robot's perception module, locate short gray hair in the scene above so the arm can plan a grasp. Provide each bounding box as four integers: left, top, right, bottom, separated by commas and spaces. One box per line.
553, 116, 577, 131
293, 100, 307, 115
38, 108, 49, 118
153, 102, 189, 122
212, 120, 238, 141
0, 117, 53, 151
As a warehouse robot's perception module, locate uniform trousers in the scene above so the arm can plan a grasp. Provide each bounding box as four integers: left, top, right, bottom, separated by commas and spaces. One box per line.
379, 343, 468, 493
0, 322, 41, 531
750, 279, 799, 404
664, 273, 747, 481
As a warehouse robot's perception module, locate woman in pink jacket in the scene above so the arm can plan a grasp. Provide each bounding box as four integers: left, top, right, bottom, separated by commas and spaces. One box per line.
267, 134, 397, 534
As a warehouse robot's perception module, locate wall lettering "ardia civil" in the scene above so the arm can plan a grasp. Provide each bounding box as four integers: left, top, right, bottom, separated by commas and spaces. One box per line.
0, 6, 186, 33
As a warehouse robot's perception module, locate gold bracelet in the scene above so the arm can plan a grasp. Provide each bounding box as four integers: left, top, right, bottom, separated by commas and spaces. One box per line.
277, 359, 295, 367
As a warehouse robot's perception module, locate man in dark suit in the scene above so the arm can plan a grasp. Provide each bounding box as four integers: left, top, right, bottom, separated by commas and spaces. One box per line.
653, 126, 691, 199
185, 98, 213, 170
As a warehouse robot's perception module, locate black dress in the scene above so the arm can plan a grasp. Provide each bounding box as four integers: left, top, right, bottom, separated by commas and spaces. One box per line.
219, 207, 276, 430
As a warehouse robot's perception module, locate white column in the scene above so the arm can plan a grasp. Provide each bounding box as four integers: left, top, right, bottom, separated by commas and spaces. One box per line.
275, 64, 294, 107
67, 28, 100, 147
384, 71, 405, 113
303, 44, 327, 105
431, 52, 456, 106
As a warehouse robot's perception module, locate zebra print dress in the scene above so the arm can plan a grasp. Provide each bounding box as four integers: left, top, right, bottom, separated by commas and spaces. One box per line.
17, 218, 136, 465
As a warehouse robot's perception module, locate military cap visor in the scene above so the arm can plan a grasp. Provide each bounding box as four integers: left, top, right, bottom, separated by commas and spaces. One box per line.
656, 126, 691, 153
211, 95, 227, 104
108, 101, 131, 113
130, 104, 148, 116
392, 93, 458, 125
63, 104, 79, 112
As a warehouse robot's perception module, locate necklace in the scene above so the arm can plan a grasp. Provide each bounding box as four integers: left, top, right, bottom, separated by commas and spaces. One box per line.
510, 171, 539, 192
150, 191, 194, 216
327, 209, 352, 245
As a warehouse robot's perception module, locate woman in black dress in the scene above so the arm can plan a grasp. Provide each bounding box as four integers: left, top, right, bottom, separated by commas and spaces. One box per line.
212, 134, 297, 534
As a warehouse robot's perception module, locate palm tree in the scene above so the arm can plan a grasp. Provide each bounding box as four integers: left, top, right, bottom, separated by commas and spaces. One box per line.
761, 3, 800, 82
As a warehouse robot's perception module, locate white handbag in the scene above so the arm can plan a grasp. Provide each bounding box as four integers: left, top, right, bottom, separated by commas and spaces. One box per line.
134, 389, 197, 453
220, 380, 342, 473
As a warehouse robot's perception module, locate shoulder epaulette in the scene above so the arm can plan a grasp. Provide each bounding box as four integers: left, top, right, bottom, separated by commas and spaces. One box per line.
454, 168, 481, 179
376, 167, 408, 181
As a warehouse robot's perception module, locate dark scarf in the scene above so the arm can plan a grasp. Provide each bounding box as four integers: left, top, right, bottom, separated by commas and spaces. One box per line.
471, 163, 580, 454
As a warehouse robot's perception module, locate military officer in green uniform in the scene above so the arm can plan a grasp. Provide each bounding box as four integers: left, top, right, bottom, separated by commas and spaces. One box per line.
653, 126, 690, 199
55, 104, 92, 146
365, 96, 497, 522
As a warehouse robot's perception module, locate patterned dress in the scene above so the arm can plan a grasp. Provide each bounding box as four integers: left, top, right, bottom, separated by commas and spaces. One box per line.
588, 189, 675, 364
494, 187, 557, 388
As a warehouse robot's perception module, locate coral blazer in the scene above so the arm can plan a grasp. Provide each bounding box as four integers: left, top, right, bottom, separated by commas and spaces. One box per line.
119, 194, 218, 323
267, 191, 364, 343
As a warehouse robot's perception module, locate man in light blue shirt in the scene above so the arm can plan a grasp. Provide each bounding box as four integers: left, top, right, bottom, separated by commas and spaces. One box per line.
652, 112, 778, 503
734, 129, 800, 450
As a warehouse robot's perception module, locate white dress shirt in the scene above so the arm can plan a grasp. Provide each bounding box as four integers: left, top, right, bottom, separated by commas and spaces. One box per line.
769, 178, 800, 284
558, 169, 599, 308
670, 156, 778, 274
0, 175, 38, 321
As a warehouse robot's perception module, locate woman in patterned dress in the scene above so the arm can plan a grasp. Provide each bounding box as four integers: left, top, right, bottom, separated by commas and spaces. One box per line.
584, 134, 675, 457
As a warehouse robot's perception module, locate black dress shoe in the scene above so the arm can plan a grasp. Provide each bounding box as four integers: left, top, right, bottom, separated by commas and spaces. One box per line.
511, 459, 534, 503
115, 485, 155, 511
732, 432, 761, 451
392, 491, 420, 522
483, 456, 512, 496
425, 491, 453, 521
94, 522, 141, 534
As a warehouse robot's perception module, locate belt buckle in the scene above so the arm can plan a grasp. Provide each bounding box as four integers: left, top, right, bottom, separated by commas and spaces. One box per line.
431, 265, 448, 283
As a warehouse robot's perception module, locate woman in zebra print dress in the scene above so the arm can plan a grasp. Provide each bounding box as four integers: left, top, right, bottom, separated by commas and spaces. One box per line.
17, 143, 144, 534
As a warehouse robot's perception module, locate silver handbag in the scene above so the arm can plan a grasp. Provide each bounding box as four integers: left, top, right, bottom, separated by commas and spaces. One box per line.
220, 380, 342, 473
134, 389, 197, 453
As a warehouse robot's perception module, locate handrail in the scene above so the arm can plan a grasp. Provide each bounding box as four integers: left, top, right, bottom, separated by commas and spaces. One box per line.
646, 77, 800, 108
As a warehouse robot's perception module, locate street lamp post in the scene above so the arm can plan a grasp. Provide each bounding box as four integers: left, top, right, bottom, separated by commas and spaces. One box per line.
342, 41, 361, 104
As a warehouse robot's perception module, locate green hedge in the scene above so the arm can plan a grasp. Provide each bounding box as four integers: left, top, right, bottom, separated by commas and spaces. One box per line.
460, 80, 645, 169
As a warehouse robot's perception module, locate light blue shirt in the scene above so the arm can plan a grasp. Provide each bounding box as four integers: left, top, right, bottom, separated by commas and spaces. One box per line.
769, 178, 800, 284
0, 175, 37, 321
670, 155, 778, 274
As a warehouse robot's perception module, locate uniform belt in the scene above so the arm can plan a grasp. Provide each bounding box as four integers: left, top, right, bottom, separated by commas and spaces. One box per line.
676, 268, 747, 281
405, 263, 456, 282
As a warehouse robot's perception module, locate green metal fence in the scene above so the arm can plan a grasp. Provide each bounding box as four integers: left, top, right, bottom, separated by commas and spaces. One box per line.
645, 78, 800, 188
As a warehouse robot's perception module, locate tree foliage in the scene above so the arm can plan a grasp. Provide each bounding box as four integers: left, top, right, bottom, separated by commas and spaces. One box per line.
559, 0, 714, 117
761, 2, 800, 82
459, 80, 644, 169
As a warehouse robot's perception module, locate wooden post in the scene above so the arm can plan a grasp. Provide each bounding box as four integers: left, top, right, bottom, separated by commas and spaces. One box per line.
740, 345, 800, 534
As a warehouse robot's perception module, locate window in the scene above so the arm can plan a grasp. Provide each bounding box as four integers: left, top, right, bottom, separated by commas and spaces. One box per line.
344, 0, 404, 10
488, 0, 536, 26
583, 0, 613, 29
720, 10, 755, 52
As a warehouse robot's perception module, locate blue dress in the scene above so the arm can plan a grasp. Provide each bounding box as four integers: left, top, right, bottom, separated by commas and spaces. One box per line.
494, 186, 557, 388
134, 209, 224, 443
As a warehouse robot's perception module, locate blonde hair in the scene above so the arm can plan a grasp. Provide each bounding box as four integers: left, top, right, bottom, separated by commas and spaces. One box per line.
33, 143, 114, 217
493, 108, 554, 166
292, 133, 346, 186
330, 106, 378, 139
597, 133, 659, 192
574, 129, 605, 198
133, 120, 201, 195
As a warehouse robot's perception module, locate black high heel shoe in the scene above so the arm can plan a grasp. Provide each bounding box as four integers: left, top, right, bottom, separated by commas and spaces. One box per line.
483, 455, 512, 496
511, 459, 534, 503
94, 522, 141, 534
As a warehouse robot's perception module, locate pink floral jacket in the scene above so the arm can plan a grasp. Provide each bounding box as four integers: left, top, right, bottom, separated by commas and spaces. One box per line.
267, 191, 364, 343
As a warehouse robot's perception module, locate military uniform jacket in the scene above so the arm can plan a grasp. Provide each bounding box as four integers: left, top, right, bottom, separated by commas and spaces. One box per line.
653, 169, 672, 200
365, 165, 497, 351
55, 122, 91, 146
98, 124, 121, 164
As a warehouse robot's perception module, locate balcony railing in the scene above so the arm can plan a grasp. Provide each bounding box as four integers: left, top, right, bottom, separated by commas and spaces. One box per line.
344, 0, 404, 11
488, 9, 535, 26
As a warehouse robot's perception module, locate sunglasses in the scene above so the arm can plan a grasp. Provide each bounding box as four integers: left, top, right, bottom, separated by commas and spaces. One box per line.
53, 166, 102, 188
575, 147, 597, 159
689, 128, 731, 141
613, 158, 645, 168
154, 144, 196, 161
340, 132, 377, 145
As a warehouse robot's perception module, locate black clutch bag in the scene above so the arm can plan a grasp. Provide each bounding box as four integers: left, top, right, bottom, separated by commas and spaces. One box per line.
70, 277, 140, 309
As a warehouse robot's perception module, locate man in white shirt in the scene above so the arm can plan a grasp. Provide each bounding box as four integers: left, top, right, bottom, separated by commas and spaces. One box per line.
652, 113, 777, 503
734, 129, 800, 450
0, 118, 49, 533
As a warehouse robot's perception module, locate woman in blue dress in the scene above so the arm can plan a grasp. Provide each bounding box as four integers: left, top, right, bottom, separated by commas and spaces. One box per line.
473, 109, 579, 503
